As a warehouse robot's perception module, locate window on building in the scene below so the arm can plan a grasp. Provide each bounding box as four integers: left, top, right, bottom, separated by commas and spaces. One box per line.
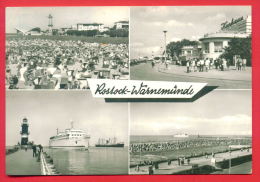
204, 43, 209, 53
214, 42, 223, 53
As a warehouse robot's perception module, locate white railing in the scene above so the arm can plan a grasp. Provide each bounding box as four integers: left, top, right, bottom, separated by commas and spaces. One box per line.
40, 152, 58, 175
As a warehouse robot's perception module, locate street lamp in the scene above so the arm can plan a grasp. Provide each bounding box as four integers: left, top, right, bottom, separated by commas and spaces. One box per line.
229, 146, 232, 174
163, 30, 167, 63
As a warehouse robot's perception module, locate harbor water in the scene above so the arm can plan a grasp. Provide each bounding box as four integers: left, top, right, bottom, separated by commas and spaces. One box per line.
45, 146, 128, 175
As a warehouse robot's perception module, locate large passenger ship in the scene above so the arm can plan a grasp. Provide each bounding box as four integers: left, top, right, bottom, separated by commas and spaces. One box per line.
49, 123, 90, 148
174, 133, 189, 138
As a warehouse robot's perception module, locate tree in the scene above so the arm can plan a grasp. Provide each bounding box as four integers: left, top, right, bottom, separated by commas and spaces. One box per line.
107, 29, 128, 37
220, 37, 251, 66
166, 39, 199, 59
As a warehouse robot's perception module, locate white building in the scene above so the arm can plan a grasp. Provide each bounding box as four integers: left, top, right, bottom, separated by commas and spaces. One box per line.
180, 45, 202, 60
76, 23, 106, 32
15, 26, 42, 36
221, 15, 251, 35
199, 15, 251, 60
114, 21, 129, 29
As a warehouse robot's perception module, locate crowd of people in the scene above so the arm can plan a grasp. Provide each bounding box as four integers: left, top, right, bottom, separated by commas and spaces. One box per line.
6, 38, 129, 89
183, 56, 247, 73
130, 138, 251, 154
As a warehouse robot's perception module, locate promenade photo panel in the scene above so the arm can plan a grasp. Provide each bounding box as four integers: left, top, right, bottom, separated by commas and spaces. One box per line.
130, 6, 251, 89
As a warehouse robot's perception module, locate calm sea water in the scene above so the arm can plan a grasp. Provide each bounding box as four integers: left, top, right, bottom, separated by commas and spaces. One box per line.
45, 147, 128, 175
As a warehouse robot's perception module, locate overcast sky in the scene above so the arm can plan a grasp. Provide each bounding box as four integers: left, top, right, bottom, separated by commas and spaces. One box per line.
130, 90, 251, 136
6, 91, 129, 146
130, 6, 251, 58
6, 7, 129, 33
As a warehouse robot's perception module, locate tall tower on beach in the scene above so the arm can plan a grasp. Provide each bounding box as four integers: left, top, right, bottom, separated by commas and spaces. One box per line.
20, 117, 29, 145
48, 14, 53, 35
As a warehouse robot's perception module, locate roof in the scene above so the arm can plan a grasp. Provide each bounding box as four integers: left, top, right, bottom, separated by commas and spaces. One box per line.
115, 21, 129, 24
199, 32, 249, 41
15, 25, 40, 34
77, 23, 103, 26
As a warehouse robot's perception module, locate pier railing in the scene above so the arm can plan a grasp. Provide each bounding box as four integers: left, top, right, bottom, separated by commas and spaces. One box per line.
40, 152, 58, 175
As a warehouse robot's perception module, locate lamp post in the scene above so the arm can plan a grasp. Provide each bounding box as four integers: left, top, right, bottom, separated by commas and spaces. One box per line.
163, 30, 167, 63
229, 146, 231, 174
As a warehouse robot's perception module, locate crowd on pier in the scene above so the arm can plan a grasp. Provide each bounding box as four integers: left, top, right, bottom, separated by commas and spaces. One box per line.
5, 38, 129, 89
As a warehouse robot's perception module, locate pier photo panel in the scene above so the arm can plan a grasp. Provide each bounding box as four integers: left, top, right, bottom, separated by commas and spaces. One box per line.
129, 90, 252, 175
6, 90, 129, 175
5, 6, 129, 90
130, 6, 252, 89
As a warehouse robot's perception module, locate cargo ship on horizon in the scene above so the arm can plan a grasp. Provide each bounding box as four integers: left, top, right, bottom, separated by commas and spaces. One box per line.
95, 137, 124, 147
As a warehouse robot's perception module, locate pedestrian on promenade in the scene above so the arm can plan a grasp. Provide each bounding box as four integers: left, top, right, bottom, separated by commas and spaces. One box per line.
186, 60, 190, 73
39, 144, 43, 153
199, 59, 204, 72
32, 145, 37, 157
192, 59, 196, 72
205, 58, 210, 72
242, 58, 247, 70
151, 61, 155, 68
135, 165, 140, 172
178, 158, 180, 166
187, 158, 190, 165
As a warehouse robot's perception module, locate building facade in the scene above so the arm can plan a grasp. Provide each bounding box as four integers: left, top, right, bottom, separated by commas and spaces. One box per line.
199, 15, 251, 60
221, 15, 251, 34
76, 23, 107, 32
114, 21, 129, 29
180, 45, 202, 60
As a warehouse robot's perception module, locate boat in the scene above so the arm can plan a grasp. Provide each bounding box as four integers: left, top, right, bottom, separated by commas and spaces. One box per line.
174, 133, 189, 138
95, 137, 124, 147
49, 122, 90, 148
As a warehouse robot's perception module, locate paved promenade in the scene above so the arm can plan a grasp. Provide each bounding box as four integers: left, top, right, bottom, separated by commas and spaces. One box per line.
6, 149, 41, 175
131, 63, 251, 89
130, 148, 252, 175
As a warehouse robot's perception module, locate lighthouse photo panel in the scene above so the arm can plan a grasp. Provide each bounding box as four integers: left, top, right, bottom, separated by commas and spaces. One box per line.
5, 91, 129, 175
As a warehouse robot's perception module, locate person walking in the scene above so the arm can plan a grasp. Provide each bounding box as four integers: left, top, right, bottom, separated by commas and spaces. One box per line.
200, 59, 204, 72
32, 145, 37, 157
205, 58, 210, 72
242, 58, 247, 71
238, 57, 242, 71
39, 144, 43, 153
186, 60, 190, 73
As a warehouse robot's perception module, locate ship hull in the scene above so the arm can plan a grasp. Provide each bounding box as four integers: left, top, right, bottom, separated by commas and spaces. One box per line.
95, 144, 124, 148
49, 137, 90, 148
